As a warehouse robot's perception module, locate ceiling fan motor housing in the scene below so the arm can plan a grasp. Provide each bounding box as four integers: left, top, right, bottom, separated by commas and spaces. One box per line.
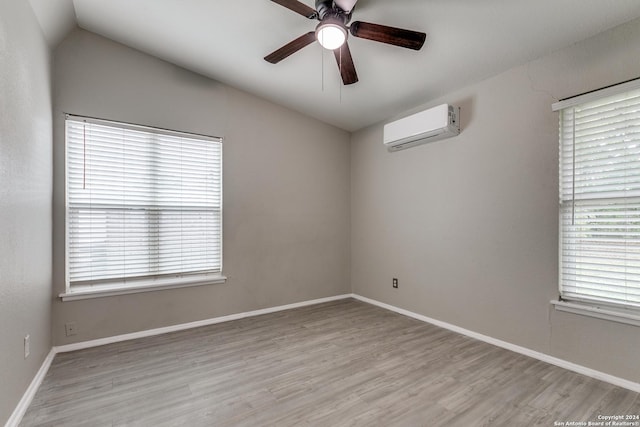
315, 0, 351, 23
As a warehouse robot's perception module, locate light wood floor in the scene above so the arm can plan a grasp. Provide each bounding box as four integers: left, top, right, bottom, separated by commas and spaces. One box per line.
21, 299, 640, 426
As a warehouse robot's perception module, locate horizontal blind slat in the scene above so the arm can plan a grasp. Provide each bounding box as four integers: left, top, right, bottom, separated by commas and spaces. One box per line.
66, 118, 223, 286
559, 87, 640, 311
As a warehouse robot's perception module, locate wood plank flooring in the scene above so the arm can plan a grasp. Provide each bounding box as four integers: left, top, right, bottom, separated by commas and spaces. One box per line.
20, 299, 640, 426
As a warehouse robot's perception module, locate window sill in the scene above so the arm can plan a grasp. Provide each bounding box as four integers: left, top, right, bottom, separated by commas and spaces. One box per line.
59, 274, 227, 301
551, 300, 640, 327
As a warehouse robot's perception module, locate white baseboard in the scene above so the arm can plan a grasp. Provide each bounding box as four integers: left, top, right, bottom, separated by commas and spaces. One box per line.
8, 292, 639, 427
351, 293, 640, 393
4, 348, 56, 427
54, 294, 352, 353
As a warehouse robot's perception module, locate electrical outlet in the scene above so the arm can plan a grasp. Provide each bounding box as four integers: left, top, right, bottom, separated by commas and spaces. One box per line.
393, 278, 398, 288
65, 322, 77, 337
24, 335, 30, 359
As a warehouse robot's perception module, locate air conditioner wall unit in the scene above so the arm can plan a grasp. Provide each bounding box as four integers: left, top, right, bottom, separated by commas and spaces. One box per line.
383, 104, 460, 152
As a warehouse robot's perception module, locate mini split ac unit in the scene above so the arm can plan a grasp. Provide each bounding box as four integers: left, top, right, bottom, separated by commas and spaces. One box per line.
383, 104, 460, 152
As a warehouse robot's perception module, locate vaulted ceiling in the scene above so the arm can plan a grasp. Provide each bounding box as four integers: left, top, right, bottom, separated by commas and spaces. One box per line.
29, 0, 640, 131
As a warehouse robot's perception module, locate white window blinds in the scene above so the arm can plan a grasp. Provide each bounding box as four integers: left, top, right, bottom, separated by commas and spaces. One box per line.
558, 84, 640, 310
65, 116, 222, 289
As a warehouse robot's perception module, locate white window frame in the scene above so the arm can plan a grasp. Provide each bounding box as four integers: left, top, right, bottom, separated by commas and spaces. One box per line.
60, 115, 225, 301
552, 78, 640, 326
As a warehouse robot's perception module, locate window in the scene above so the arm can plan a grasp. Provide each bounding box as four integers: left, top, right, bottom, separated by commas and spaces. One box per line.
64, 115, 223, 298
555, 81, 640, 314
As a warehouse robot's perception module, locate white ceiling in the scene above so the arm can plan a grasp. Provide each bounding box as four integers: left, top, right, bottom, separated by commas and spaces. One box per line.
29, 0, 640, 132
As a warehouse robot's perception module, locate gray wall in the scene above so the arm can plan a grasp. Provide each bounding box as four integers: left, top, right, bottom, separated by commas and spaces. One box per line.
52, 29, 351, 345
351, 18, 640, 383
4, 10, 640, 424
0, 1, 53, 424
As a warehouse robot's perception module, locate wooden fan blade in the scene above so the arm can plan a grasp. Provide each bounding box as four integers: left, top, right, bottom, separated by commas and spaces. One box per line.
350, 21, 426, 50
333, 42, 358, 85
270, 0, 318, 19
265, 32, 317, 64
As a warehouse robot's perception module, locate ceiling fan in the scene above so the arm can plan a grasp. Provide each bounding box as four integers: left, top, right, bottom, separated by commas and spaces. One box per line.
264, 0, 427, 85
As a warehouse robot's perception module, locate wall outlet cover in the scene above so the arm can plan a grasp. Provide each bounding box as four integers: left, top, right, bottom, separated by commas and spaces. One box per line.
65, 322, 77, 336
24, 334, 30, 358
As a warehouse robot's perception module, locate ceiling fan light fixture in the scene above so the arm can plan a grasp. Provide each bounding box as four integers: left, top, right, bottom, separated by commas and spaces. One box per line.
316, 22, 347, 50
266, 0, 427, 85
